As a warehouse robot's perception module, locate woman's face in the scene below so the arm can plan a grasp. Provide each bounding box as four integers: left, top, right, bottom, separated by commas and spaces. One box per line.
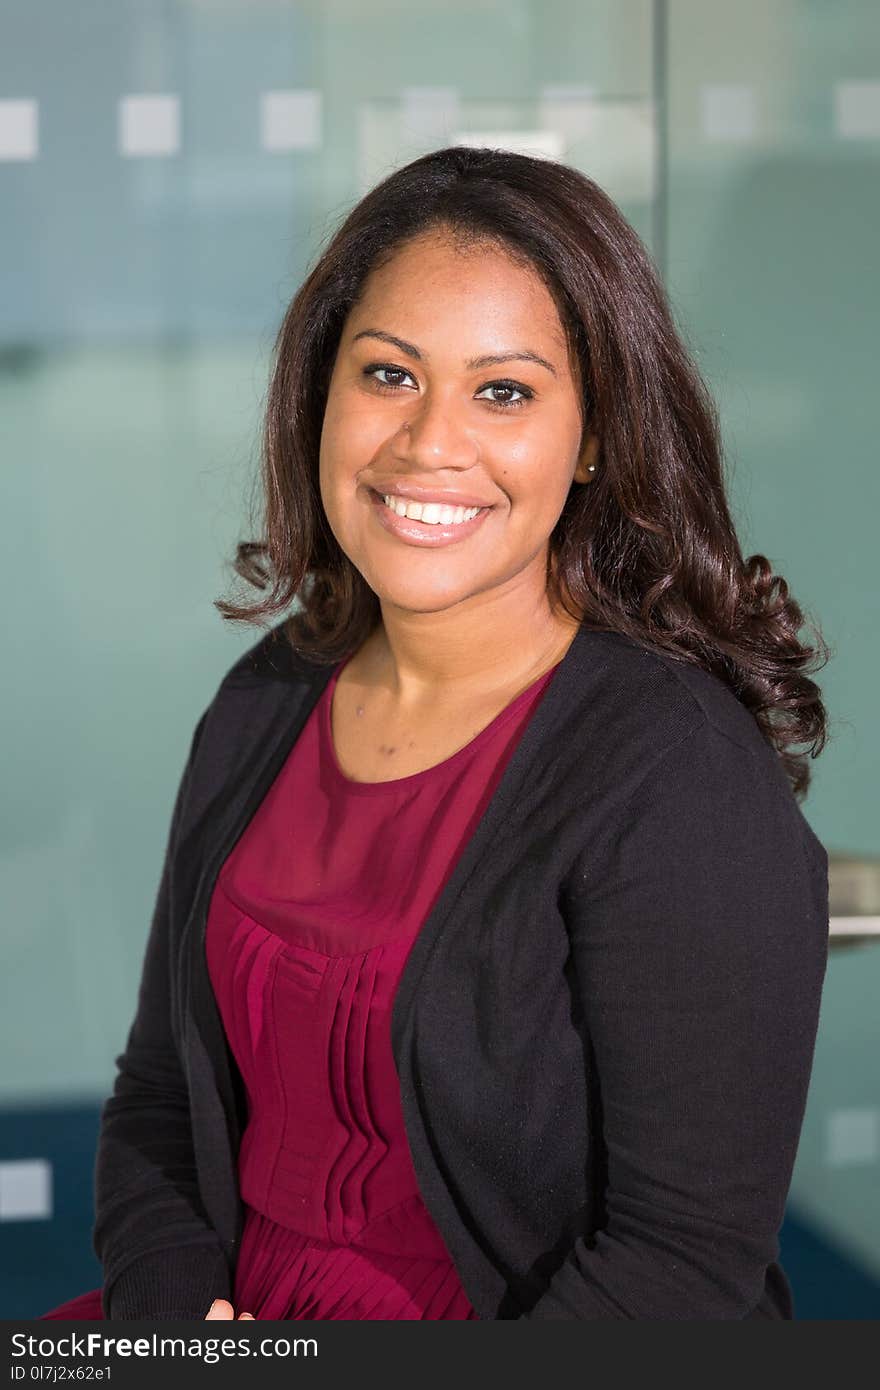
318, 227, 594, 619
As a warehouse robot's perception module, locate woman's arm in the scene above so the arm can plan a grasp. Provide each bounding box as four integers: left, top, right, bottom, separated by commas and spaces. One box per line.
522, 717, 829, 1319
92, 709, 232, 1319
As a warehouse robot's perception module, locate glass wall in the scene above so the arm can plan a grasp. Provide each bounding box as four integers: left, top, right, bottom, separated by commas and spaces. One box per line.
1, 0, 877, 1316
665, 0, 880, 1299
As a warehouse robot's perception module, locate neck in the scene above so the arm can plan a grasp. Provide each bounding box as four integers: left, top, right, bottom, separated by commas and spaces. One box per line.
365, 588, 581, 709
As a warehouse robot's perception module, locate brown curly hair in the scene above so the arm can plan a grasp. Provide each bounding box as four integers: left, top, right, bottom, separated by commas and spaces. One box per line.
216, 145, 830, 801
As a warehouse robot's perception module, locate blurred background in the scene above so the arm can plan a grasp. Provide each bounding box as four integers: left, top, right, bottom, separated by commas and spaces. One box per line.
1, 0, 878, 1319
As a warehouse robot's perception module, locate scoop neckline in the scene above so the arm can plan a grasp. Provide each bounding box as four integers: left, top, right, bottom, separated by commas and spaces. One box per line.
320, 652, 562, 795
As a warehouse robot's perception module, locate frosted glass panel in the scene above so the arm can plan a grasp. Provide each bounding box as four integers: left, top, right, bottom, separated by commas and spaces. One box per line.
0, 0, 656, 1105
666, 0, 880, 1287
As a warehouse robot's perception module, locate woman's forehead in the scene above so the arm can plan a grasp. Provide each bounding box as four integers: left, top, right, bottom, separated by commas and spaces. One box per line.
348, 240, 570, 351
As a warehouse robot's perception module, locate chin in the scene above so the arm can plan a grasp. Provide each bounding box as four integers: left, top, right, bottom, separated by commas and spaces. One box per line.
369, 578, 482, 616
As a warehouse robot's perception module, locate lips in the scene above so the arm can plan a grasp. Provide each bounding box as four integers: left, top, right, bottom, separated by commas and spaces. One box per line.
368, 487, 493, 548
369, 486, 496, 510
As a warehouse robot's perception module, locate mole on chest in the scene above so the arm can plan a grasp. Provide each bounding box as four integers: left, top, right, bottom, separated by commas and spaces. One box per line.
333, 695, 484, 782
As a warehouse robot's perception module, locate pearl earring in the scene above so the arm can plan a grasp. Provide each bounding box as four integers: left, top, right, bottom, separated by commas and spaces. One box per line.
587, 464, 596, 472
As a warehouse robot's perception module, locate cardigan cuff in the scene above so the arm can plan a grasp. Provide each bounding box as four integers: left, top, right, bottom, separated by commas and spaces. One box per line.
103, 1243, 232, 1320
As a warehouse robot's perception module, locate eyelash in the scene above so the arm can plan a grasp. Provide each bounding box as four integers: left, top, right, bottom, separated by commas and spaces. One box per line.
362, 362, 534, 411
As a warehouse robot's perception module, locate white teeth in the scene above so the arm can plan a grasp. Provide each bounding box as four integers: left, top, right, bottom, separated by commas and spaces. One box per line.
382, 495, 482, 525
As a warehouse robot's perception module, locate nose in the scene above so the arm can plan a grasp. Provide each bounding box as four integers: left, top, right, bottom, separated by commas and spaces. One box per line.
390, 392, 480, 471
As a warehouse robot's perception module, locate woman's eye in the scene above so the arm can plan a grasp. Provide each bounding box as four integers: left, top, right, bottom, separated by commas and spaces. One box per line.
474, 381, 532, 410
366, 365, 415, 391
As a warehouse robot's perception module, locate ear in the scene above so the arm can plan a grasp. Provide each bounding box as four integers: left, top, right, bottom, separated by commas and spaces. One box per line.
573, 431, 600, 484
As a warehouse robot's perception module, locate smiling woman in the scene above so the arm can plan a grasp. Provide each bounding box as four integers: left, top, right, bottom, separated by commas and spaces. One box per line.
217, 145, 826, 798
47, 146, 831, 1323
308, 224, 606, 777
311, 225, 600, 713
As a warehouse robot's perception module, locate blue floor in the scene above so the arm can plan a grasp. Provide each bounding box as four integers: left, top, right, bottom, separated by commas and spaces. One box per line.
1, 1105, 103, 1319
780, 1208, 880, 1319
2, 1104, 878, 1319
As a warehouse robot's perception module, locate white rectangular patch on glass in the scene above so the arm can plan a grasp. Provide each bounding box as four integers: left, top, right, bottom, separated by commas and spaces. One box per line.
0, 1159, 53, 1221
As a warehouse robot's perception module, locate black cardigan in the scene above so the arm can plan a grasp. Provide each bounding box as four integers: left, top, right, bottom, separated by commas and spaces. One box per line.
92, 621, 829, 1320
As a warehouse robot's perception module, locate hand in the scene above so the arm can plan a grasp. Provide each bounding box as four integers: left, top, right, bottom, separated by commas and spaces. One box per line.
205, 1299, 255, 1320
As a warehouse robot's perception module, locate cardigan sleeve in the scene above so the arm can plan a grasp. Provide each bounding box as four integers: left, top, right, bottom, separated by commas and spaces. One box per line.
521, 716, 829, 1320
92, 709, 232, 1320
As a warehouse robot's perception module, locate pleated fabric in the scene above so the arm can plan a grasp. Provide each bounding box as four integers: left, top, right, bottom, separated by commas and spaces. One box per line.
205, 649, 560, 1320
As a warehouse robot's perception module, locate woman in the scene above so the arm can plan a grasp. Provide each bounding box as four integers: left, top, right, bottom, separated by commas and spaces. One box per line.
42, 145, 830, 1322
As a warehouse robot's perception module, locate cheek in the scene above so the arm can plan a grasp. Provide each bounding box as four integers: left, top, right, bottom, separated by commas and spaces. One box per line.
319, 398, 347, 462
319, 412, 359, 496
505, 420, 581, 498
324, 403, 389, 480
504, 450, 569, 506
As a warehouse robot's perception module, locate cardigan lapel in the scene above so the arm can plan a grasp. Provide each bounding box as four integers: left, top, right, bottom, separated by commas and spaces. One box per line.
390, 620, 598, 1056
181, 659, 336, 1252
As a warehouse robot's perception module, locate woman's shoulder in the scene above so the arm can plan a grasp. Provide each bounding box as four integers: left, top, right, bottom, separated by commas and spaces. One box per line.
576, 629, 826, 866
183, 621, 329, 777
564, 628, 766, 756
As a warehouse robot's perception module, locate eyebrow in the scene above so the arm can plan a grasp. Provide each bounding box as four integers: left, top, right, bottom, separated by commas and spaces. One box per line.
350, 328, 558, 378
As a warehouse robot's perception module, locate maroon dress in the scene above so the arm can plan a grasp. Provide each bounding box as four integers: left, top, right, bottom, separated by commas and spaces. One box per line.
41, 652, 559, 1320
